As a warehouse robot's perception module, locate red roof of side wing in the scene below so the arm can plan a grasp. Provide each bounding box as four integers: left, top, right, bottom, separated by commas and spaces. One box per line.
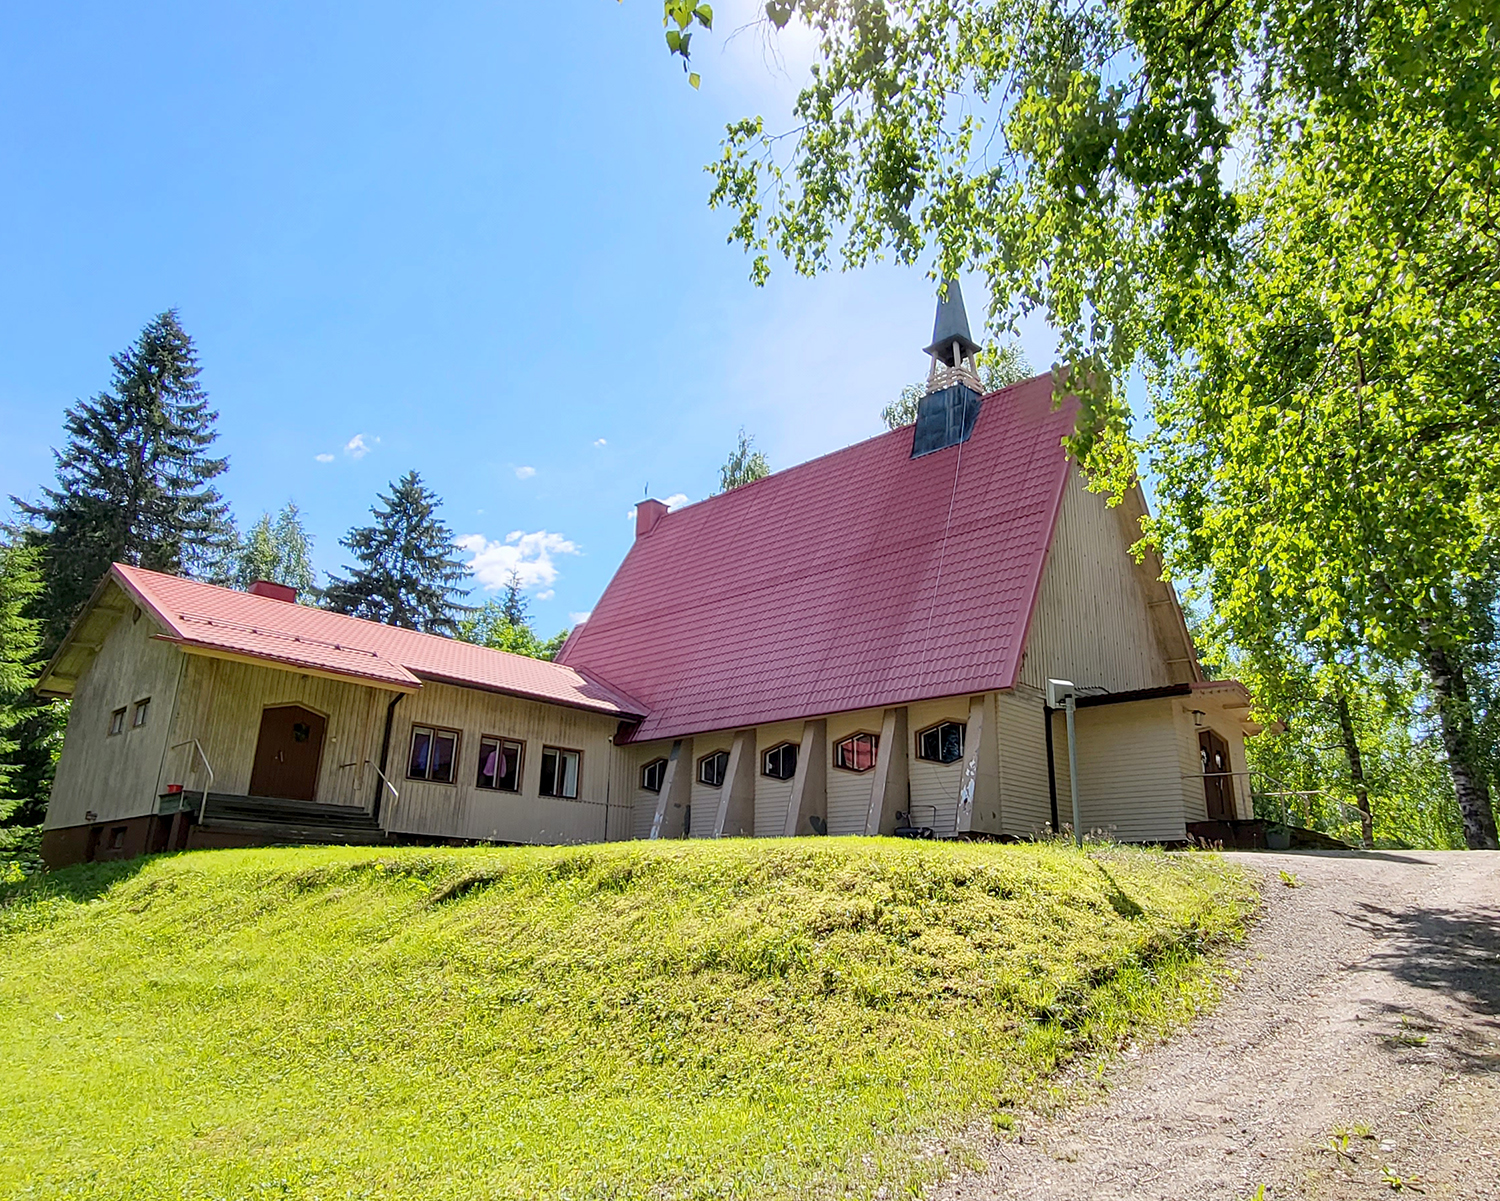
107, 565, 645, 718
559, 374, 1077, 743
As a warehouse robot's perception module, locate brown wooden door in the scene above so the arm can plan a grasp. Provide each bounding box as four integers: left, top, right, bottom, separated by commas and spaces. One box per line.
249, 705, 327, 802
1199, 729, 1235, 821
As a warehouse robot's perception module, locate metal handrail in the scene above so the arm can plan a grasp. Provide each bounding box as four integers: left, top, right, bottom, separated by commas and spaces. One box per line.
170, 740, 215, 822
367, 761, 399, 821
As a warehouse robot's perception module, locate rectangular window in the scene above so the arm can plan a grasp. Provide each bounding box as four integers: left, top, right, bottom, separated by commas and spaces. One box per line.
476, 737, 524, 792
131, 698, 151, 728
539, 746, 580, 799
108, 708, 126, 736
407, 725, 460, 783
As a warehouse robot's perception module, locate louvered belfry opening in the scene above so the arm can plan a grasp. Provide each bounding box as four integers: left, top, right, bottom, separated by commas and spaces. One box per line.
912, 278, 985, 458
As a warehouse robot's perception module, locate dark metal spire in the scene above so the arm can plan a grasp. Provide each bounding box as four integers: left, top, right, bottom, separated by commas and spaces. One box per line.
923, 277, 981, 366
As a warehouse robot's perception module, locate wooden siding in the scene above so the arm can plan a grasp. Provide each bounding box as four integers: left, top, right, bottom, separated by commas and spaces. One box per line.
1174, 701, 1254, 823
163, 654, 391, 811
386, 680, 625, 845
686, 734, 733, 838
753, 721, 803, 837
995, 685, 1053, 837
1049, 698, 1190, 843
617, 740, 674, 840
906, 698, 967, 836
1020, 468, 1174, 695
47, 610, 187, 828
824, 708, 885, 835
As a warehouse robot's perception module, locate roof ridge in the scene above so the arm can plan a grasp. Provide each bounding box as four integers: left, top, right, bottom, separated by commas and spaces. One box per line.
654, 372, 1051, 528
117, 563, 588, 676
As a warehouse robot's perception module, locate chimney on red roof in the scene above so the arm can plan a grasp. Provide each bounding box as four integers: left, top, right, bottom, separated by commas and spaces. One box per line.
635, 498, 669, 539
248, 580, 297, 603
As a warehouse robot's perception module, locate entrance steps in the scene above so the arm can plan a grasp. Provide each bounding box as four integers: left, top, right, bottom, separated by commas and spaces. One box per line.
194, 793, 391, 846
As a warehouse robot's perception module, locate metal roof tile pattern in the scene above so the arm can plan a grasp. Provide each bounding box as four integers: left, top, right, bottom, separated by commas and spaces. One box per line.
559, 373, 1077, 743
112, 565, 646, 717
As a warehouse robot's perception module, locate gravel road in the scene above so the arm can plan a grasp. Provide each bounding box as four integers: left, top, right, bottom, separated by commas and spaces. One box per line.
936, 850, 1500, 1201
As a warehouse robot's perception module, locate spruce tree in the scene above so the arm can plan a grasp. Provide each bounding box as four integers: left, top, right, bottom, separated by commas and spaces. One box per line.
14, 311, 231, 649
323, 471, 470, 634
0, 541, 59, 825
500, 570, 529, 626
234, 502, 317, 596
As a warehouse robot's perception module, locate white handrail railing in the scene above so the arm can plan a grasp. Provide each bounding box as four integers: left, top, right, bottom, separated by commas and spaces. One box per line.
170, 740, 215, 823
367, 761, 399, 822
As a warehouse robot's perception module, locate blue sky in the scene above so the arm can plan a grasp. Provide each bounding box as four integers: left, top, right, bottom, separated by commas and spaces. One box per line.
0, 1, 1062, 630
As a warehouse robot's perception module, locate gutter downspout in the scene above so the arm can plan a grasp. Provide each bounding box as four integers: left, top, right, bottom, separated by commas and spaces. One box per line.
1044, 704, 1059, 836
372, 692, 404, 821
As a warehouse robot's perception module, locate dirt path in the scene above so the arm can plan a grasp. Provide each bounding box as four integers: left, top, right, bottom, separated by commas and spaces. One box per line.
938, 851, 1500, 1201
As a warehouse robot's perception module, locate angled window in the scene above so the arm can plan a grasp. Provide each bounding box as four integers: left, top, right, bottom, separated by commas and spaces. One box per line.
540, 746, 581, 799
917, 721, 966, 764
476, 736, 524, 792
131, 697, 151, 728
408, 725, 460, 784
834, 732, 879, 773
698, 750, 729, 788
762, 742, 798, 780
641, 758, 668, 793
108, 707, 126, 737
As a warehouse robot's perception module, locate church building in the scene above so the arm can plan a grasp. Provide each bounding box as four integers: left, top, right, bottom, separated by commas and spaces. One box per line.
35, 284, 1261, 867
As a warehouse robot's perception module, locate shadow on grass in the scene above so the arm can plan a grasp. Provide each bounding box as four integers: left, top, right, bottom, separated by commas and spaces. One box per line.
1348, 898, 1500, 1074
1, 854, 156, 910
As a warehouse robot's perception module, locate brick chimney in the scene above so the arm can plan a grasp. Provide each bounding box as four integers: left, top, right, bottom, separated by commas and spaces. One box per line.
248, 580, 297, 603
635, 498, 669, 539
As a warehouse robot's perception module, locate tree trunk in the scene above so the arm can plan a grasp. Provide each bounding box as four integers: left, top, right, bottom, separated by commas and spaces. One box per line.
1334, 689, 1375, 848
1423, 635, 1500, 850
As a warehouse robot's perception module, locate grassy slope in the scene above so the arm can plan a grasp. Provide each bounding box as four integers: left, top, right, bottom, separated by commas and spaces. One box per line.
0, 840, 1255, 1200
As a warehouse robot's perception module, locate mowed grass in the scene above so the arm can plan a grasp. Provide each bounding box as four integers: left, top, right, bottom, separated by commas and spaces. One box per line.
0, 839, 1255, 1200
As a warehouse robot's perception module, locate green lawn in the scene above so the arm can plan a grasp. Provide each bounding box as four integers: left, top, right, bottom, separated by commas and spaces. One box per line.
0, 839, 1255, 1200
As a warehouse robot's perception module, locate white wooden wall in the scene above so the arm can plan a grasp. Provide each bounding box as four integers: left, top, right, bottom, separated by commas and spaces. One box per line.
753, 721, 803, 837
1020, 468, 1174, 695
994, 685, 1054, 837
386, 680, 628, 845
47, 610, 187, 828
1048, 697, 1197, 843
164, 654, 391, 809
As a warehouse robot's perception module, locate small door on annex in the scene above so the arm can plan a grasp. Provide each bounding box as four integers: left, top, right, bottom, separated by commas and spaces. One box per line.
1199, 729, 1235, 821
249, 705, 327, 802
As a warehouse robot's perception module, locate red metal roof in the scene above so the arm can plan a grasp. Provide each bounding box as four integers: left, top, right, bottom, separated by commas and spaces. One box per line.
109, 565, 645, 718
559, 374, 1078, 743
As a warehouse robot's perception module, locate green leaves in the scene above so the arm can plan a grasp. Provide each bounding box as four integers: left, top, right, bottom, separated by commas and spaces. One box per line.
662, 0, 714, 82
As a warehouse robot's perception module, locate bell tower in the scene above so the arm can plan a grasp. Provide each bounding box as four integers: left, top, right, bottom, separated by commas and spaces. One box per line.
911, 278, 985, 457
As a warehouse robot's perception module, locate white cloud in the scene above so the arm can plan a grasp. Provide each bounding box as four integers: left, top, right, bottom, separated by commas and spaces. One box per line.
569, 611, 592, 626
593, 438, 607, 448
314, 453, 335, 463
514, 465, 536, 480
536, 589, 555, 601
457, 529, 580, 591
345, 434, 375, 459
626, 493, 692, 523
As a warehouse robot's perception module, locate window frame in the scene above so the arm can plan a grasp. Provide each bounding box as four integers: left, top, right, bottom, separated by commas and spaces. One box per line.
640, 757, 668, 793
916, 720, 967, 765
108, 707, 126, 737
407, 724, 462, 785
833, 731, 880, 774
475, 734, 525, 793
539, 745, 583, 800
697, 749, 730, 788
762, 741, 798, 781
131, 697, 151, 729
